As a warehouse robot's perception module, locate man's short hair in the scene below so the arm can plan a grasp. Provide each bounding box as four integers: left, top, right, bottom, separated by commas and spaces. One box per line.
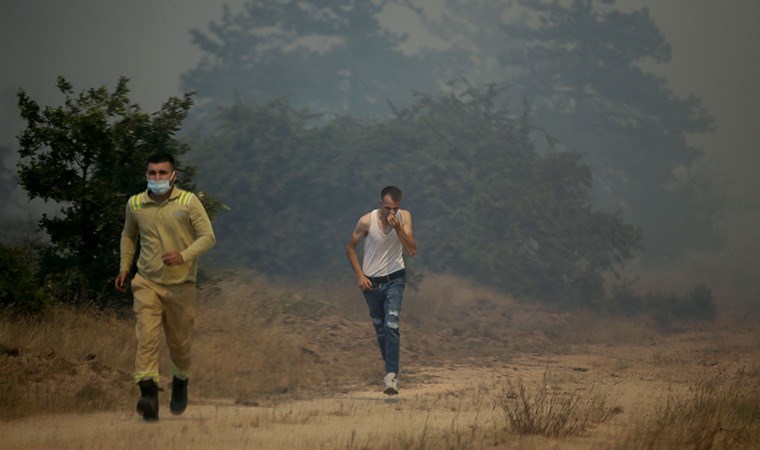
147, 152, 176, 169
381, 186, 403, 202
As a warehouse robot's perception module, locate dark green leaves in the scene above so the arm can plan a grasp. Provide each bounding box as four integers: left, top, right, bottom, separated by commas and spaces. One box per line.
16, 77, 196, 305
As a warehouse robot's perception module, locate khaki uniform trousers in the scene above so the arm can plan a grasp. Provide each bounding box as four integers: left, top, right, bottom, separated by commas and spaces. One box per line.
131, 272, 196, 383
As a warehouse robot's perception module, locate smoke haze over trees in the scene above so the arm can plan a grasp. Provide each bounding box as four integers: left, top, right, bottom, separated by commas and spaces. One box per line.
183, 0, 438, 118
192, 84, 641, 305
183, 0, 721, 266
498, 0, 722, 262
2, 0, 758, 309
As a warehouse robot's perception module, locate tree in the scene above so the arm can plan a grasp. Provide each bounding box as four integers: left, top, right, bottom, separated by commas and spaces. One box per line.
354, 83, 641, 303
0, 240, 48, 315
16, 77, 196, 305
193, 84, 640, 304
414, 0, 519, 86
182, 0, 437, 119
189, 98, 329, 273
499, 0, 722, 261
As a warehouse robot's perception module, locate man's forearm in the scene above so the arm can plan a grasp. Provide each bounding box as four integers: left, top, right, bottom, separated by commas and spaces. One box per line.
346, 246, 365, 277
182, 202, 216, 262
119, 234, 137, 272
180, 233, 216, 263
396, 227, 416, 256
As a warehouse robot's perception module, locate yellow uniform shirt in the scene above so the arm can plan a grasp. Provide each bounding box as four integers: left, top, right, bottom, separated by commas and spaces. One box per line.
120, 186, 215, 285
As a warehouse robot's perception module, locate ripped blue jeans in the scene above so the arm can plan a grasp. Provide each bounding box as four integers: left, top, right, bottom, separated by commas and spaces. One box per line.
363, 276, 405, 375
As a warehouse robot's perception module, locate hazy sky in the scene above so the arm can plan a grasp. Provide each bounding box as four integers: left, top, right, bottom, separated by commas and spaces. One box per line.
1, 0, 758, 301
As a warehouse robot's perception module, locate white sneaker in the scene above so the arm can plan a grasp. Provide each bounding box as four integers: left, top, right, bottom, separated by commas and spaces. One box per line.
383, 372, 398, 396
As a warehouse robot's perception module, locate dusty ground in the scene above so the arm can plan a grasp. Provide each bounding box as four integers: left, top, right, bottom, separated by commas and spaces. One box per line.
2, 327, 756, 449
2, 275, 758, 448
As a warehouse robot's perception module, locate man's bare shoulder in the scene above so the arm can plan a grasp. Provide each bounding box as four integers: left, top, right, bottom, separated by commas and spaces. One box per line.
356, 211, 373, 228
349, 212, 372, 242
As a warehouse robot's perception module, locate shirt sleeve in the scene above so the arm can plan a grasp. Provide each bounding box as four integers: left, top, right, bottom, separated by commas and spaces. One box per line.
119, 202, 139, 272
179, 194, 216, 262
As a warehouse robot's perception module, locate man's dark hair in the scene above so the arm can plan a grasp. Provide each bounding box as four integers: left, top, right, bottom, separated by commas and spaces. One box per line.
147, 152, 176, 168
381, 186, 403, 202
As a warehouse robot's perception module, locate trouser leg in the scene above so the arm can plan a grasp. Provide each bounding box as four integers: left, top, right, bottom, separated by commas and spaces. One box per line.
364, 286, 387, 362
382, 278, 405, 375
163, 282, 196, 380
132, 273, 163, 383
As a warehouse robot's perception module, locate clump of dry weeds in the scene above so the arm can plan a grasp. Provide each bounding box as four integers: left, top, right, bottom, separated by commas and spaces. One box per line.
500, 369, 614, 437
617, 367, 760, 449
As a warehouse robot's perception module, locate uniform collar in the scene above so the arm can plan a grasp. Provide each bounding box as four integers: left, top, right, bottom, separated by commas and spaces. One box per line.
143, 185, 182, 204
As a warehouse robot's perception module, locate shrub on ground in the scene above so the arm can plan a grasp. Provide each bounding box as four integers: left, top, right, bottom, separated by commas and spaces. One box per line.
500, 370, 614, 437
0, 241, 48, 316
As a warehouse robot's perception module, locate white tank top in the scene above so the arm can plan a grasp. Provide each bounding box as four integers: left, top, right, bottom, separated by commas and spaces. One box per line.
362, 209, 405, 277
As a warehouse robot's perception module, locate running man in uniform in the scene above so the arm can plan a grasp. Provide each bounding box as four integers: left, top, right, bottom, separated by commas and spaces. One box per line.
115, 152, 215, 420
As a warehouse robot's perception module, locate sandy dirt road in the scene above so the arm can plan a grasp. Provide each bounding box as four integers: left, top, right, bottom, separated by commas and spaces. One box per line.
5, 338, 739, 450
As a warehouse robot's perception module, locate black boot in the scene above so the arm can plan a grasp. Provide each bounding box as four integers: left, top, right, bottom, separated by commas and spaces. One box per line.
170, 377, 188, 415
136, 379, 159, 421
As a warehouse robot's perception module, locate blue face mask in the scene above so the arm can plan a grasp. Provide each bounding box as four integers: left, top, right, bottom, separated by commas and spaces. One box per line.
147, 173, 174, 195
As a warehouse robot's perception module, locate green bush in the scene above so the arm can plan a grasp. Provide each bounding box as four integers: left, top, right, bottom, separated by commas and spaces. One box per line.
0, 241, 48, 315
608, 281, 716, 326
684, 284, 716, 321
16, 77, 202, 307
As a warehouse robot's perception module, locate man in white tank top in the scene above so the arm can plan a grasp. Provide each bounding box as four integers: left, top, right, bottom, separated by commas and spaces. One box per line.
346, 186, 416, 395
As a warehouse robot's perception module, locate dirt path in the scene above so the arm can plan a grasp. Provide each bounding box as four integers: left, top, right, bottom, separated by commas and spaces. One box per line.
2, 330, 753, 449
2, 364, 555, 449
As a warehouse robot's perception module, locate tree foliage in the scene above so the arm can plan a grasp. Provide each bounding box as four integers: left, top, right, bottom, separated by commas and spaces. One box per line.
415, 0, 519, 86
183, 0, 436, 118
183, 0, 722, 265
16, 77, 196, 305
194, 84, 640, 304
498, 0, 722, 261
0, 240, 48, 315
609, 280, 716, 326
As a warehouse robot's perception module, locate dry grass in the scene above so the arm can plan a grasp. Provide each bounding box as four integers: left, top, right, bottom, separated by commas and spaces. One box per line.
405, 274, 674, 358
0, 272, 379, 419
0, 306, 134, 418
0, 272, 667, 421
191, 272, 380, 403
3, 271, 759, 450
0, 306, 134, 366
1, 313, 758, 450
547, 311, 662, 347
404, 274, 558, 358
617, 367, 760, 449
500, 369, 614, 437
